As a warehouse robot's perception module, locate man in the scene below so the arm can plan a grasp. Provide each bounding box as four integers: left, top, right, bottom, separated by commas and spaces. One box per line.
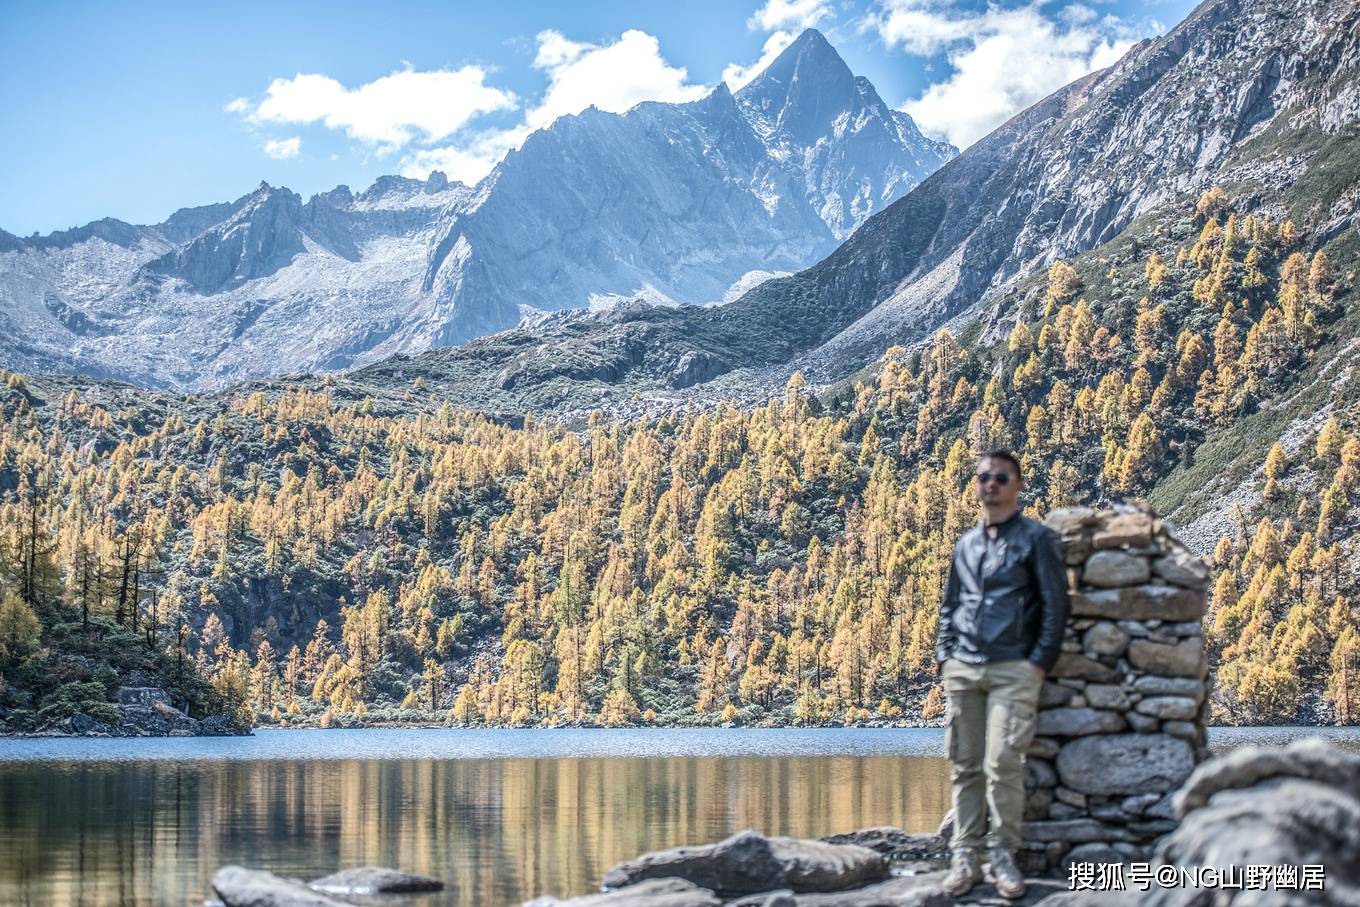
935, 450, 1071, 899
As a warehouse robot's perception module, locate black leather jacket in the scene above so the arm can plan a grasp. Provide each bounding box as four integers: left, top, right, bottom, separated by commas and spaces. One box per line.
935, 510, 1071, 672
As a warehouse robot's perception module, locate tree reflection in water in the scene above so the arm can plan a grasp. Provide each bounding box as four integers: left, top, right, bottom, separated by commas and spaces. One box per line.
0, 747, 950, 906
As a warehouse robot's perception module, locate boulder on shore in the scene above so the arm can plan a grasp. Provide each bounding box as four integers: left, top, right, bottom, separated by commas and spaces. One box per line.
600, 829, 889, 897
1048, 738, 1360, 906
308, 865, 444, 894
211, 866, 349, 907
212, 864, 444, 907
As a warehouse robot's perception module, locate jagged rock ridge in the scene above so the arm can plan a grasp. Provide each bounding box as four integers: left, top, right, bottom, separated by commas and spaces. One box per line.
0, 30, 953, 389
362, 0, 1358, 416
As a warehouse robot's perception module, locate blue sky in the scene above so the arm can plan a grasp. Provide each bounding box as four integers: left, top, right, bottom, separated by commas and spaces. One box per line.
0, 0, 1196, 236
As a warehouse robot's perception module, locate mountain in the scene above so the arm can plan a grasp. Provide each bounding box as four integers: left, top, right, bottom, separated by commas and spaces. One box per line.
366, 0, 1358, 417
0, 175, 472, 387
0, 29, 954, 389
3, 174, 1355, 734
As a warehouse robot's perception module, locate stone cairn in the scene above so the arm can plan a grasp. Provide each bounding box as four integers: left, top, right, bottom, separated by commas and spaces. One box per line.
1022, 503, 1211, 873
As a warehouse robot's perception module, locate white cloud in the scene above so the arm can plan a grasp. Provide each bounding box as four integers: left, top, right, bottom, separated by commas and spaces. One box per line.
748, 0, 832, 31
723, 30, 797, 91
524, 29, 708, 130
235, 29, 708, 188
262, 137, 302, 160
399, 29, 708, 184
866, 0, 1149, 149
236, 66, 517, 149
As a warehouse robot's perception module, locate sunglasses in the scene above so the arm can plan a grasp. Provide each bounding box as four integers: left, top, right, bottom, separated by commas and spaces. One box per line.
975, 471, 1011, 485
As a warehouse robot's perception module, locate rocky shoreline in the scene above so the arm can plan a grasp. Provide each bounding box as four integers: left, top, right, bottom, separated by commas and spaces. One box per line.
5, 685, 244, 737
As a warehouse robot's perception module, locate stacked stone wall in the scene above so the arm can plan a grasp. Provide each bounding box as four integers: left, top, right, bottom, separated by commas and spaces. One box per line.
1022, 504, 1211, 872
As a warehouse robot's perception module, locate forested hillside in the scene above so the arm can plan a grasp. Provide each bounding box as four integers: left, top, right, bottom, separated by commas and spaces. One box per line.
1, 188, 1356, 732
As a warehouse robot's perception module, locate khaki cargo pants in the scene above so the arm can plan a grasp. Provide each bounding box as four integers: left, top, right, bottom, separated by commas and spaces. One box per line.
941, 658, 1042, 851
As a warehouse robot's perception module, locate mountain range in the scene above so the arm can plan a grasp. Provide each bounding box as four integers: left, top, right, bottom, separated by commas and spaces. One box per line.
314, 0, 1356, 421
0, 29, 953, 389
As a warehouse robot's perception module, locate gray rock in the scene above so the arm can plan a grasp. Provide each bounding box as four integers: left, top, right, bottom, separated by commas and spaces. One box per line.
1082, 551, 1151, 587
1054, 741, 1360, 905
1162, 721, 1197, 739
818, 828, 948, 863
1156, 779, 1360, 905
1150, 547, 1209, 589
1044, 507, 1100, 536
1056, 734, 1195, 795
198, 714, 239, 736
62, 713, 114, 735
1174, 737, 1360, 816
1126, 712, 1160, 733
212, 867, 349, 907
1077, 625, 1131, 660
1127, 638, 1205, 678
1054, 786, 1088, 808
1129, 819, 1177, 836
1084, 684, 1130, 710
1133, 696, 1198, 720
117, 699, 202, 737
1082, 623, 1130, 658
525, 878, 721, 907
1071, 585, 1202, 621
1131, 676, 1204, 703
600, 830, 887, 896
1088, 802, 1132, 823
309, 866, 443, 894
1091, 513, 1153, 549
113, 686, 172, 707
1040, 682, 1077, 708
1037, 708, 1126, 737
1120, 793, 1161, 815
1050, 654, 1116, 682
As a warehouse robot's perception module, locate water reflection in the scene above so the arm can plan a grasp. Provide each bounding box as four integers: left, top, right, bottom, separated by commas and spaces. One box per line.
5, 726, 1358, 907
0, 748, 950, 907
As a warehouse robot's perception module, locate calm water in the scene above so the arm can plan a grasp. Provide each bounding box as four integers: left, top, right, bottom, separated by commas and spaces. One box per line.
1, 727, 1357, 907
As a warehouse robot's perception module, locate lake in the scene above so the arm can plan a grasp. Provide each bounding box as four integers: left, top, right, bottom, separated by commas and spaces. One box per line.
2, 727, 1357, 907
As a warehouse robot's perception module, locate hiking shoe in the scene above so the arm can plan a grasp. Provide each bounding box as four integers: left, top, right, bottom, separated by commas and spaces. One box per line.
943, 847, 983, 896
988, 847, 1027, 900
